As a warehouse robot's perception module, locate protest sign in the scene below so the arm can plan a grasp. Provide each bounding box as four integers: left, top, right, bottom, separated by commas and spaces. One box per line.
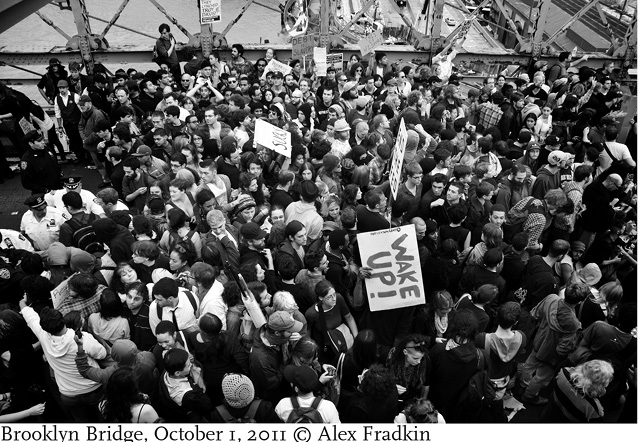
200, 0, 221, 24
261, 58, 293, 80
357, 225, 425, 312
358, 29, 384, 55
254, 119, 292, 157
314, 47, 327, 76
51, 272, 78, 308
389, 118, 408, 199
326, 53, 343, 71
292, 34, 317, 59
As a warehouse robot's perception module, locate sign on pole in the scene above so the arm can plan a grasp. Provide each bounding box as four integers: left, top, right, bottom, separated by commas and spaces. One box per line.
254, 119, 292, 158
200, 0, 221, 24
292, 34, 317, 59
358, 29, 384, 55
314, 47, 327, 76
326, 53, 343, 71
357, 225, 425, 312
260, 59, 293, 80
389, 118, 408, 200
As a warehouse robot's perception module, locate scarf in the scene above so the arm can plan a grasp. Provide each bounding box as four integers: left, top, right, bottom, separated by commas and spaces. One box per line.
434, 313, 448, 337
163, 372, 192, 406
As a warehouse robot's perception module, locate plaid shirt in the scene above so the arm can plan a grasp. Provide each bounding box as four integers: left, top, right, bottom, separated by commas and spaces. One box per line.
368, 157, 388, 185
478, 102, 503, 130
58, 284, 106, 322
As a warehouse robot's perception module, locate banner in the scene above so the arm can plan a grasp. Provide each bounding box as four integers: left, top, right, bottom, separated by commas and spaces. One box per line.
292, 34, 317, 59
357, 225, 425, 312
314, 47, 327, 76
254, 119, 292, 158
260, 58, 293, 80
389, 118, 408, 200
200, 0, 221, 24
358, 29, 384, 55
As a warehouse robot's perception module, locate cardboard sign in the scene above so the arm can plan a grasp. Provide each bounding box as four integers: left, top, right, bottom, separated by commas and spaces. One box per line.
314, 47, 327, 77
261, 59, 293, 80
200, 0, 221, 24
389, 118, 408, 200
357, 225, 425, 312
51, 272, 78, 309
254, 119, 292, 158
326, 53, 344, 71
292, 34, 317, 59
358, 29, 384, 55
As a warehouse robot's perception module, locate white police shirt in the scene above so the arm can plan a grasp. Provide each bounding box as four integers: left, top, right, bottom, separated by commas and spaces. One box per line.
20, 206, 69, 251
0, 229, 35, 252
45, 189, 105, 217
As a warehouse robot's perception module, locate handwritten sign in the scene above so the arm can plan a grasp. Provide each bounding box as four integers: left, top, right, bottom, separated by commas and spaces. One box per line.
326, 53, 343, 71
389, 119, 408, 200
358, 29, 384, 56
254, 119, 292, 158
51, 272, 77, 309
357, 225, 425, 312
200, 0, 221, 24
261, 59, 293, 80
292, 34, 317, 59
314, 47, 327, 76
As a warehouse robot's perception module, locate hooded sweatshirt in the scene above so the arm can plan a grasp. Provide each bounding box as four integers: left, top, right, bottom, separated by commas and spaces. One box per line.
531, 165, 561, 199
92, 218, 135, 263
284, 201, 323, 241
22, 306, 106, 396
531, 294, 580, 365
476, 331, 526, 379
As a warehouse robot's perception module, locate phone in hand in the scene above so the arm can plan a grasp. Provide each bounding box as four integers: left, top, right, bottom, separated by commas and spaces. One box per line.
75, 328, 82, 340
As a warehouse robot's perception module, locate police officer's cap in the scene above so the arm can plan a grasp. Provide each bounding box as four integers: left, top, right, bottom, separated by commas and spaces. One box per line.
24, 194, 47, 209
63, 176, 82, 190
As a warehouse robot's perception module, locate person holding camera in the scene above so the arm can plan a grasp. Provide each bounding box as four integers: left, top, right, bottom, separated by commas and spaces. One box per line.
155, 24, 181, 81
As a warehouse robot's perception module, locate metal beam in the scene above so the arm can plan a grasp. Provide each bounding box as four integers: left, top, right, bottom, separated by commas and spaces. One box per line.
443, 0, 491, 45
530, 0, 552, 57
69, 0, 95, 73
218, 0, 255, 41
595, 1, 616, 48
88, 14, 156, 40
35, 11, 72, 41
492, 0, 524, 45
544, 0, 600, 48
147, 0, 193, 39
0, 0, 52, 34
98, 0, 131, 41
336, 0, 377, 38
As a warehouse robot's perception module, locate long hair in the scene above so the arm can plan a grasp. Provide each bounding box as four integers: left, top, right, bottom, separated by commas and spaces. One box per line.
570, 360, 614, 398
350, 329, 378, 371
359, 364, 396, 400
101, 367, 147, 422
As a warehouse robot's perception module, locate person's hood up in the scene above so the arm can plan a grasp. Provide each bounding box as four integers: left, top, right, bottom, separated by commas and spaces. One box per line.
48, 329, 79, 358
111, 339, 139, 366
47, 242, 69, 266
92, 218, 120, 243
486, 332, 523, 363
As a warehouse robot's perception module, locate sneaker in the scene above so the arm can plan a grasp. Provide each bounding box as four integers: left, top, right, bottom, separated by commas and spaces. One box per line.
86, 165, 98, 170
520, 395, 548, 406
98, 181, 112, 188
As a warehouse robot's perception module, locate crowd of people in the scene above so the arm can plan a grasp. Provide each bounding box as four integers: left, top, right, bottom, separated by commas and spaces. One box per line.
0, 24, 636, 424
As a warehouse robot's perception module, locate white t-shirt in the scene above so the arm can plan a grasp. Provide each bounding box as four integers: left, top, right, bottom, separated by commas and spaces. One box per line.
598, 141, 632, 174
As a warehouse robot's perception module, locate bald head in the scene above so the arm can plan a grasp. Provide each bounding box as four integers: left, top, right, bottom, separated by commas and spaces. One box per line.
411, 217, 427, 239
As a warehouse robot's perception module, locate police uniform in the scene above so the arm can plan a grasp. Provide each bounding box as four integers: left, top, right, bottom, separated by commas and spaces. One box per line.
21, 145, 63, 194
44, 176, 105, 217
19, 195, 69, 251
0, 229, 35, 252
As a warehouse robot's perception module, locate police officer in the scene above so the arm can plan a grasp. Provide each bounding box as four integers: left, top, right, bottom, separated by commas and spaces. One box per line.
0, 229, 34, 252
21, 130, 63, 194
45, 176, 105, 218
19, 194, 68, 251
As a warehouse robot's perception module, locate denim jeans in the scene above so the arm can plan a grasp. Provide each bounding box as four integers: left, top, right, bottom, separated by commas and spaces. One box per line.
60, 386, 103, 423
519, 349, 555, 399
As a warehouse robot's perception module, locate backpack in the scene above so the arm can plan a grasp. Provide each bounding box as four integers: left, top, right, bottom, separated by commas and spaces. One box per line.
155, 289, 199, 328
286, 396, 324, 423
67, 214, 102, 253
464, 348, 496, 407
215, 400, 262, 423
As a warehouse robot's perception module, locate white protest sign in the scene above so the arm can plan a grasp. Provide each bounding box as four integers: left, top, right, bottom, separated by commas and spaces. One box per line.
51, 272, 78, 309
357, 225, 425, 312
254, 119, 292, 158
389, 118, 408, 200
314, 47, 327, 77
292, 34, 317, 59
358, 29, 384, 55
200, 0, 221, 24
326, 53, 343, 71
260, 59, 293, 80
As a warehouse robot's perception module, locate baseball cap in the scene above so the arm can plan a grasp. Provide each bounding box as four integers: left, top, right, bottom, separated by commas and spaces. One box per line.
78, 95, 92, 105
284, 365, 319, 392
547, 151, 569, 166
57, 79, 69, 88
24, 194, 47, 209
240, 221, 266, 241
63, 176, 82, 190
386, 78, 398, 86
544, 135, 560, 146
268, 311, 303, 333
132, 145, 153, 156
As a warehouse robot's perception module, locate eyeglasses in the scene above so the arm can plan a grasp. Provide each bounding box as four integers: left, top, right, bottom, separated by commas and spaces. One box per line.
229, 80, 237, 84
339, 78, 347, 81
258, 64, 267, 68
405, 342, 426, 351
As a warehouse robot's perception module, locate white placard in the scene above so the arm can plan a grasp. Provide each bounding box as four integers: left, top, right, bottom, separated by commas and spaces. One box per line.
51, 272, 78, 309
292, 34, 317, 59
358, 29, 384, 55
200, 0, 221, 24
314, 47, 327, 77
357, 225, 425, 312
389, 118, 408, 200
260, 59, 293, 80
254, 119, 292, 158
326, 52, 343, 70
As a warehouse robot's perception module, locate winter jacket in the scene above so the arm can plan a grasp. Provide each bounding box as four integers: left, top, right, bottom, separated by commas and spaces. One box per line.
531, 294, 580, 366
531, 166, 561, 199
285, 201, 324, 241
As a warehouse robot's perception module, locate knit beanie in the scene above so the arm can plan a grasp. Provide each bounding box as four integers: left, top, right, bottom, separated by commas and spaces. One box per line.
222, 374, 255, 408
